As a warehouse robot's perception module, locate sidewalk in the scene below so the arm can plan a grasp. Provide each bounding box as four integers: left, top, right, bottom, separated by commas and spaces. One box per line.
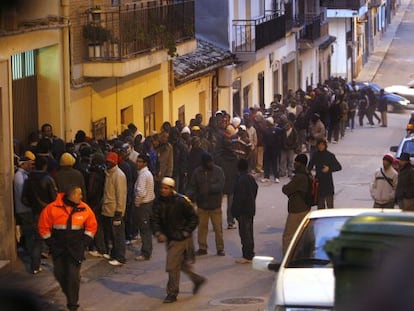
357, 2, 408, 82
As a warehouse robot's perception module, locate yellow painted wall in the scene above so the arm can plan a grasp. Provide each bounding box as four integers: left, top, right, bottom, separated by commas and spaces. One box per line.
70, 62, 170, 138
0, 60, 16, 268
171, 75, 212, 125
37, 44, 64, 137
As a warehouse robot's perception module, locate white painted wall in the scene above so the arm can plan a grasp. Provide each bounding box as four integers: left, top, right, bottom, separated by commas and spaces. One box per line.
329, 18, 348, 78
299, 48, 318, 89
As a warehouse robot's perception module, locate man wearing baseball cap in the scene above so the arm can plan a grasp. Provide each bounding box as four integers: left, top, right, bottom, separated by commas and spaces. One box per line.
102, 152, 127, 266
151, 177, 206, 303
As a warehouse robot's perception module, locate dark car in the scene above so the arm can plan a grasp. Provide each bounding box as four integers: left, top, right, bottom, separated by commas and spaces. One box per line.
347, 82, 410, 113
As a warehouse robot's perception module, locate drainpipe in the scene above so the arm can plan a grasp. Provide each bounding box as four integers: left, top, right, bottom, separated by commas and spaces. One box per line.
61, 0, 72, 141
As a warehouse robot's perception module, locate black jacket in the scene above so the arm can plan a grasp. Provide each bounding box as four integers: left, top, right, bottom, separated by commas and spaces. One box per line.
186, 164, 225, 210
396, 164, 414, 201
151, 193, 198, 241
231, 172, 258, 217
22, 170, 58, 214
282, 166, 310, 213
307, 149, 342, 196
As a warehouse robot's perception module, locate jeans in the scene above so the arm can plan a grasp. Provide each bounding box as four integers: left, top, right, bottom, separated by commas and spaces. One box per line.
236, 214, 255, 260
225, 193, 234, 225
134, 202, 153, 258
102, 216, 126, 263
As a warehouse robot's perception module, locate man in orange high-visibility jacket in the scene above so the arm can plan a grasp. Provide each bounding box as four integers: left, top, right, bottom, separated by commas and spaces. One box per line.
38, 185, 97, 311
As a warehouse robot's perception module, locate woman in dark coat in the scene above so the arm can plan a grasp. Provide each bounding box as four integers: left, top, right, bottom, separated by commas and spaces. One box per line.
307, 138, 342, 209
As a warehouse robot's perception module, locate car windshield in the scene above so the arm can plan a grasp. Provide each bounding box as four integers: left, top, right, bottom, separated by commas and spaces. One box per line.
402, 140, 414, 155
286, 216, 349, 268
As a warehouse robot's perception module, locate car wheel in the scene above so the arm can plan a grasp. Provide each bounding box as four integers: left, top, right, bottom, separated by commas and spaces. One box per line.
387, 103, 395, 113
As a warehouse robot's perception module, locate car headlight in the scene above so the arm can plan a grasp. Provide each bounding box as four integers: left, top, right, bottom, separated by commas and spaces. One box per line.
275, 307, 333, 311
399, 100, 409, 106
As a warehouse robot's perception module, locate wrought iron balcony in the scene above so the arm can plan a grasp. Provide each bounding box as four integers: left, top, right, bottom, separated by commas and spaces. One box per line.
369, 0, 383, 7
79, 0, 195, 61
232, 12, 286, 53
321, 0, 367, 10
298, 9, 328, 42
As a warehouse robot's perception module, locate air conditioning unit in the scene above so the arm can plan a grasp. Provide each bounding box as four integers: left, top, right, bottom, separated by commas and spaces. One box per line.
218, 65, 233, 87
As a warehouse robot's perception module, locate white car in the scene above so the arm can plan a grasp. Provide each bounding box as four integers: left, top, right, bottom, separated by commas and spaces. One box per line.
385, 85, 414, 103
253, 208, 401, 311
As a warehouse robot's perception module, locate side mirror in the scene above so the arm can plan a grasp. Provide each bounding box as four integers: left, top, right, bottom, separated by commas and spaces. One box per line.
252, 256, 281, 272
390, 146, 398, 152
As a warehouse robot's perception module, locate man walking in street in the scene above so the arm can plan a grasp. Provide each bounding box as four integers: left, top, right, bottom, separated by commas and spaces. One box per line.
231, 159, 258, 263
307, 138, 342, 209
102, 152, 127, 266
133, 153, 155, 261
151, 177, 206, 303
187, 152, 226, 256
370, 154, 398, 208
38, 186, 97, 311
281, 154, 311, 254
396, 152, 414, 210
378, 89, 388, 127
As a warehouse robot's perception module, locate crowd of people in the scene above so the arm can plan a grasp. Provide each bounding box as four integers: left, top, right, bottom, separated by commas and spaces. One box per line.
13, 76, 401, 309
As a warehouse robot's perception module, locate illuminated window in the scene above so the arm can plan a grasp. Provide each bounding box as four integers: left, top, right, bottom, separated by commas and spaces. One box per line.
11, 50, 35, 80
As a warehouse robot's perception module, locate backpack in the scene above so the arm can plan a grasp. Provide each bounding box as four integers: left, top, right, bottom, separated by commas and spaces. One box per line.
302, 173, 319, 207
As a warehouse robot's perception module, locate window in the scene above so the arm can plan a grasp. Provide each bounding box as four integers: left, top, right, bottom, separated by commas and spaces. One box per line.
11, 50, 35, 80
144, 94, 156, 137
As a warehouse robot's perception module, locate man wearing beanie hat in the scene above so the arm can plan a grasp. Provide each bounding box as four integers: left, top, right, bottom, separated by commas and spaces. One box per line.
55, 153, 86, 197
370, 154, 398, 208
281, 153, 311, 254
102, 151, 127, 266
152, 177, 207, 303
187, 152, 225, 257
396, 152, 414, 210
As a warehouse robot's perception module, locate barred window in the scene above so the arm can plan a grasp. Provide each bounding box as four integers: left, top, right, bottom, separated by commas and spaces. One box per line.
11, 50, 35, 80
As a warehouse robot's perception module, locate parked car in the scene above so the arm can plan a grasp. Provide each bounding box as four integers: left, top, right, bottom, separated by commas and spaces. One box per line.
385, 84, 414, 104
253, 208, 401, 311
390, 133, 414, 164
348, 81, 410, 112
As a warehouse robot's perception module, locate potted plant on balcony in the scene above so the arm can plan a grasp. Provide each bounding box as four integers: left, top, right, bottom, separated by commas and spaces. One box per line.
83, 23, 112, 58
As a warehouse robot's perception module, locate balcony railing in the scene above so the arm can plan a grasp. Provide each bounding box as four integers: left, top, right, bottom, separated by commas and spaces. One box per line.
232, 13, 286, 53
80, 0, 195, 61
321, 0, 366, 10
298, 10, 327, 41
369, 0, 383, 7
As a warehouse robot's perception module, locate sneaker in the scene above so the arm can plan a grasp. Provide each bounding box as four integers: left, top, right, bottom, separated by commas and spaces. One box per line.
88, 250, 103, 257
260, 178, 270, 183
274, 178, 280, 183
217, 250, 225, 256
163, 294, 177, 303
193, 277, 207, 294
32, 267, 43, 275
235, 257, 252, 264
332, 141, 338, 144
108, 259, 124, 266
195, 249, 207, 256
135, 255, 150, 261
227, 223, 237, 229
102, 253, 111, 260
